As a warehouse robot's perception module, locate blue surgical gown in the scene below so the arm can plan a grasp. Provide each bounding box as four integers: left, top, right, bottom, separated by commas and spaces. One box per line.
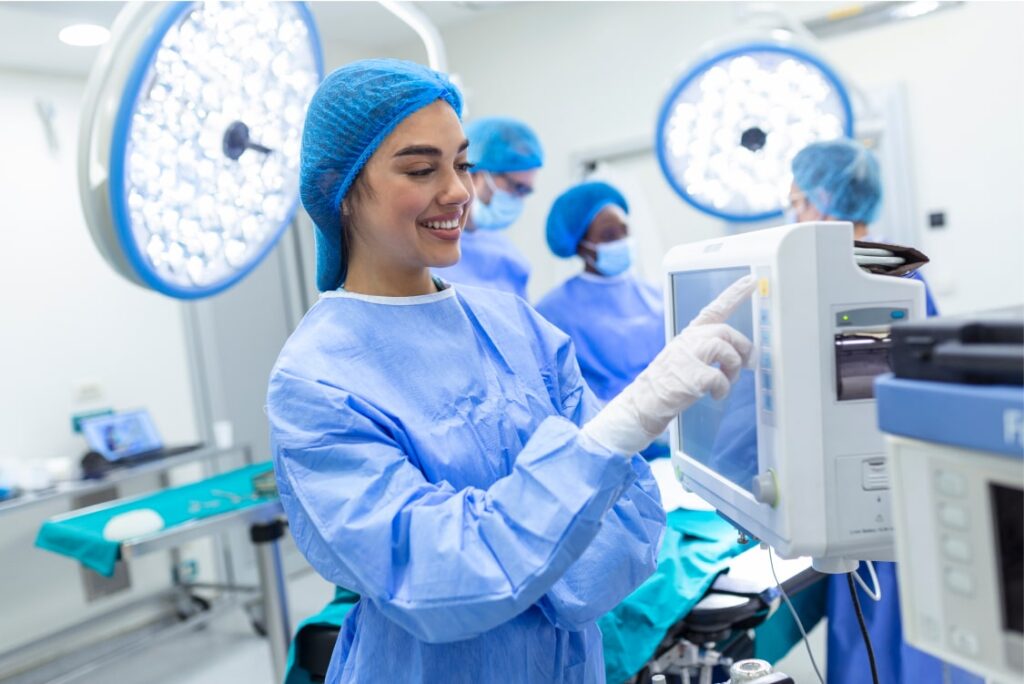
267, 283, 664, 683
433, 229, 531, 300
535, 273, 664, 403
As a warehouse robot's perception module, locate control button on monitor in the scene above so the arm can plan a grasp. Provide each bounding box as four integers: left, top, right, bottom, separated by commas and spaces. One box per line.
890, 310, 906, 320
758, 278, 770, 297
944, 568, 974, 595
760, 350, 772, 370
752, 470, 779, 506
759, 308, 770, 325
935, 470, 967, 498
949, 627, 980, 656
861, 459, 889, 491
761, 371, 773, 390
939, 504, 970, 531
762, 391, 774, 412
760, 328, 771, 346
942, 536, 972, 562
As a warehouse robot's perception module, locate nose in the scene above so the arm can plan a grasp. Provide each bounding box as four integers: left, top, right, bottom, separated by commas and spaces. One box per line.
439, 167, 473, 207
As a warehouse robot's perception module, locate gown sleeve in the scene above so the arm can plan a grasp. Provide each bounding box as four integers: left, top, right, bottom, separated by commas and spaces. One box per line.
268, 363, 637, 645
530, 313, 666, 630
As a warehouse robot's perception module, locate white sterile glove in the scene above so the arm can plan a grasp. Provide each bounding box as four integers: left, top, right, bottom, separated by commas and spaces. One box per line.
581, 275, 757, 456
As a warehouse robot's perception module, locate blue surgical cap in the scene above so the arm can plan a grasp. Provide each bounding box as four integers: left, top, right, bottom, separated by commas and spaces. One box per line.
300, 58, 463, 291
791, 139, 882, 224
466, 117, 544, 173
546, 182, 629, 258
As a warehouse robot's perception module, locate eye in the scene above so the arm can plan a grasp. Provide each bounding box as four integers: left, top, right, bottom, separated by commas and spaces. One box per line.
456, 161, 475, 173
407, 167, 434, 177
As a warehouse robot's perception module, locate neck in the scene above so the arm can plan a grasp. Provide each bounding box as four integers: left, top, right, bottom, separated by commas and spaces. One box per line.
343, 253, 437, 297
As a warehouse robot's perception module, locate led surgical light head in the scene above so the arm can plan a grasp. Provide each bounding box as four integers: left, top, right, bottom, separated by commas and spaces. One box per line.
78, 2, 323, 299
655, 42, 853, 223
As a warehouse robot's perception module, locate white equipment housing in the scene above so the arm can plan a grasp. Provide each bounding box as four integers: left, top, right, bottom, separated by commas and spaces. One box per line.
665, 222, 925, 572
888, 434, 1023, 682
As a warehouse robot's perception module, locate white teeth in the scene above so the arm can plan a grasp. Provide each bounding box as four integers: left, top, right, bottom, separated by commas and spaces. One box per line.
423, 219, 458, 229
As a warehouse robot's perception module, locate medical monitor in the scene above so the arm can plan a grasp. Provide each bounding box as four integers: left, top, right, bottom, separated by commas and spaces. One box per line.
666, 222, 925, 572
82, 410, 163, 462
878, 351, 1024, 681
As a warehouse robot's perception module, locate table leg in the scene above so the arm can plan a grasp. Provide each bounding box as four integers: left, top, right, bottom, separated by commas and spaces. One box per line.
250, 519, 291, 682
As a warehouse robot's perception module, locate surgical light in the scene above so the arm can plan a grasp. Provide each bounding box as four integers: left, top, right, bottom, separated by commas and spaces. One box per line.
78, 1, 323, 299
59, 24, 110, 47
655, 43, 853, 222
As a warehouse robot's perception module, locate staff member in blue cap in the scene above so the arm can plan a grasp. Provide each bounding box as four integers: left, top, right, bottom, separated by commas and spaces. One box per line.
536, 182, 668, 458
433, 116, 542, 300
267, 58, 757, 683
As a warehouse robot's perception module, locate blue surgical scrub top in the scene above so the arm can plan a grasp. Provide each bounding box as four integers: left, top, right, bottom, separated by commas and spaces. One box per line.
267, 283, 664, 683
535, 272, 665, 403
433, 229, 531, 300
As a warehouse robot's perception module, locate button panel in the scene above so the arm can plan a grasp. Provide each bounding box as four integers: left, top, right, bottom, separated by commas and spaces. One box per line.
754, 275, 774, 426
861, 459, 889, 491
938, 504, 969, 531
949, 627, 980, 656
944, 567, 974, 596
942, 536, 972, 563
935, 470, 967, 498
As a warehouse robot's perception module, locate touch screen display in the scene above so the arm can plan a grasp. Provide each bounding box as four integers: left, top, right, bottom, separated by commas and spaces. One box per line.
672, 267, 758, 494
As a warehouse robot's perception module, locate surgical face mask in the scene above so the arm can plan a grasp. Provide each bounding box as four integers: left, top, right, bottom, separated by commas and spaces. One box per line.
581, 237, 634, 277
472, 173, 524, 231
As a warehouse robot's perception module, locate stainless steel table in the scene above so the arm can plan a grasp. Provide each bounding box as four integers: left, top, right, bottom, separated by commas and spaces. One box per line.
43, 482, 292, 682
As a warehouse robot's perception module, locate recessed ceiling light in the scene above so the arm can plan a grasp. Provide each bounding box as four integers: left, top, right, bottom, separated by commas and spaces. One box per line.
58, 24, 110, 47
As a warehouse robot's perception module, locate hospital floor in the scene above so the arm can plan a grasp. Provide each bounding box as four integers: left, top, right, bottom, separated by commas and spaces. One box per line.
67, 570, 827, 684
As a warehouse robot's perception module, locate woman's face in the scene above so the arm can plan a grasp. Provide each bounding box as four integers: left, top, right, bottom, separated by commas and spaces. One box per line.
345, 101, 474, 275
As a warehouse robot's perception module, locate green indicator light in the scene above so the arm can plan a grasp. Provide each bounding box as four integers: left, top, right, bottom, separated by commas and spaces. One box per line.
842, 315, 850, 321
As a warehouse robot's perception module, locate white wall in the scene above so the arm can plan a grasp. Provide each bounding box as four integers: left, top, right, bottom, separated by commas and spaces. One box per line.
0, 69, 201, 656
0, 71, 199, 464
366, 1, 1023, 313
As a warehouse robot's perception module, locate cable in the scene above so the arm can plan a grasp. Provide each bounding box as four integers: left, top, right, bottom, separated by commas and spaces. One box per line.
768, 550, 825, 684
847, 572, 880, 684
853, 560, 882, 602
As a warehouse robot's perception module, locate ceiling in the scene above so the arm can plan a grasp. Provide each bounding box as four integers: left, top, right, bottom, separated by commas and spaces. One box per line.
0, 1, 500, 78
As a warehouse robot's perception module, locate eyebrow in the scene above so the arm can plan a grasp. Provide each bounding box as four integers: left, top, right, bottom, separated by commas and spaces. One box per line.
393, 139, 470, 158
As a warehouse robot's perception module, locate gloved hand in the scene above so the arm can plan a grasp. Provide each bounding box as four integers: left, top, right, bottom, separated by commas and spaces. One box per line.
581, 275, 757, 455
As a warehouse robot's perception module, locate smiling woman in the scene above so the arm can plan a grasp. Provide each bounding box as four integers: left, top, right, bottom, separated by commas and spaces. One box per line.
341, 101, 474, 297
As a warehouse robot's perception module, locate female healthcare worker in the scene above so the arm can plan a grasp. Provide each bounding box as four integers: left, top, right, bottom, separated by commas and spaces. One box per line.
267, 59, 756, 683
535, 182, 668, 458
432, 116, 542, 300
789, 140, 980, 684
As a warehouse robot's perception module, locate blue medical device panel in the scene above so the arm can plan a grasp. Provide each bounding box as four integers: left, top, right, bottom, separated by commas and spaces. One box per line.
875, 375, 1024, 458
672, 267, 758, 494
82, 410, 163, 462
